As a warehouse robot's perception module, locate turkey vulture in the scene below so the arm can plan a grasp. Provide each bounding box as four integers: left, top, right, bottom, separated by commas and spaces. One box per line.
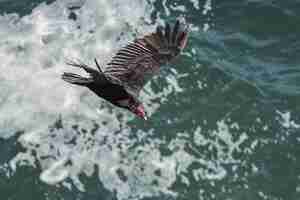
62, 20, 189, 120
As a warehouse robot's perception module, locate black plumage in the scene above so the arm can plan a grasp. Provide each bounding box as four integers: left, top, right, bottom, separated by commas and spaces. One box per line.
62, 20, 189, 120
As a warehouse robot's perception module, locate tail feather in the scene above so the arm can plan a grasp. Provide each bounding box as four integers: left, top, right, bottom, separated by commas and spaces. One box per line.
62, 72, 92, 86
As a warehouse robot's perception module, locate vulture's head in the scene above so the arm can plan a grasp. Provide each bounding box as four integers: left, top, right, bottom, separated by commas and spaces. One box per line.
116, 96, 147, 120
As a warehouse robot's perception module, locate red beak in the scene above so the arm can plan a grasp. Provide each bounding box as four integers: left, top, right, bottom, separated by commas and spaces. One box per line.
135, 104, 147, 120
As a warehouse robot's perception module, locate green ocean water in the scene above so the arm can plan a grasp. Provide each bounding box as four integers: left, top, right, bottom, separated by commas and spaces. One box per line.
0, 0, 300, 200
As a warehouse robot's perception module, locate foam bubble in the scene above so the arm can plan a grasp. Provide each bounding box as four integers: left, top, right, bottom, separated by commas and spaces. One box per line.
203, 0, 212, 15
276, 110, 300, 129
189, 0, 200, 10
40, 158, 70, 185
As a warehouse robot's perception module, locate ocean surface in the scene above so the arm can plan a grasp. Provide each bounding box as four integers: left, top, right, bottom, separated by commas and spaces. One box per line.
0, 0, 300, 199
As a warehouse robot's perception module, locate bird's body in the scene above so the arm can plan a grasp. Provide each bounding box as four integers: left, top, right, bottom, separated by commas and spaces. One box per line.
89, 82, 130, 103
62, 20, 189, 120
62, 60, 138, 109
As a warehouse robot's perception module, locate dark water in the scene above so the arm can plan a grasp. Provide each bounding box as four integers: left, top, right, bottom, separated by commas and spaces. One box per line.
1, 0, 300, 200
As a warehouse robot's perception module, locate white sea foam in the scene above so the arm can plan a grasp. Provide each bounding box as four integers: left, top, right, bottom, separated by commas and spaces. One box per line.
189, 0, 200, 10
0, 0, 255, 199
276, 110, 300, 129
40, 157, 70, 185
203, 0, 212, 15
0, 0, 154, 138
0, 0, 193, 198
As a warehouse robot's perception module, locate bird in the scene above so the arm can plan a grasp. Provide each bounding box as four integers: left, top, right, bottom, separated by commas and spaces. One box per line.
62, 20, 189, 120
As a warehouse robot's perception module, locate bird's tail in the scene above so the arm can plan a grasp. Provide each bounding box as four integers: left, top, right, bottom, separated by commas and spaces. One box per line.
62, 72, 93, 86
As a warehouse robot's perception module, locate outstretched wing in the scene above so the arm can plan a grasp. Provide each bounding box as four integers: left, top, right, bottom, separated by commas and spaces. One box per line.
103, 20, 189, 97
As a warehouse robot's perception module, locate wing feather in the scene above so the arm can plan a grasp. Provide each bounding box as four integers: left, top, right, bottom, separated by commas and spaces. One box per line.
172, 20, 180, 45
165, 23, 171, 45
117, 49, 140, 57
104, 20, 189, 96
